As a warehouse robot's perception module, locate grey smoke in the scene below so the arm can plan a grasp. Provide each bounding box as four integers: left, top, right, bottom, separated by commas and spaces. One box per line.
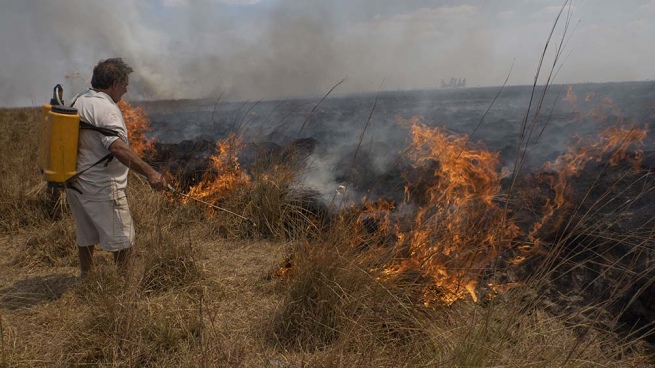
0, 1, 532, 106
1, 1, 653, 108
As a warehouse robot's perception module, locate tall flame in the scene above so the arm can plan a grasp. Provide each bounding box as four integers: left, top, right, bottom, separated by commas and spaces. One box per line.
528, 88, 648, 246
360, 113, 646, 306
118, 101, 154, 158
533, 124, 646, 221
187, 133, 251, 204
378, 117, 520, 305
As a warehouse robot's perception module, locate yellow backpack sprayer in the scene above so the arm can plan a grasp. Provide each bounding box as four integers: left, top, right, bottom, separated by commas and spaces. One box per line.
38, 84, 120, 193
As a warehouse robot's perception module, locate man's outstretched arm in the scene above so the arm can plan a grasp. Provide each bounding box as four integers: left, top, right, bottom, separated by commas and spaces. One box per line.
108, 139, 167, 191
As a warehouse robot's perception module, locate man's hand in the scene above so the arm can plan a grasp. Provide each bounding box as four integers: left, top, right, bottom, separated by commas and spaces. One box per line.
147, 171, 168, 191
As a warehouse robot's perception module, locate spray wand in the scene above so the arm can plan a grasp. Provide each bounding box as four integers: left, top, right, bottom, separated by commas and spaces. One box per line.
139, 174, 255, 225
165, 184, 255, 224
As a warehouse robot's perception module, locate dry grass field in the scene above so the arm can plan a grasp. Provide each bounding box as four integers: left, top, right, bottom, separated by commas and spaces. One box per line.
1, 106, 654, 367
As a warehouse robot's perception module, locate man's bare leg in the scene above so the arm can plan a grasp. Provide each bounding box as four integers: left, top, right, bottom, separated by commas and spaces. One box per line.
79, 245, 94, 278
113, 247, 132, 274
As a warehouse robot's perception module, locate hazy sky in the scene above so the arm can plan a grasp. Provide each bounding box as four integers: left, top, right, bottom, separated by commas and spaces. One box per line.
1, 0, 653, 107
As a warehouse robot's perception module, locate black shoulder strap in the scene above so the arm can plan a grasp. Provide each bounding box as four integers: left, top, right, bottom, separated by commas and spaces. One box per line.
79, 120, 121, 137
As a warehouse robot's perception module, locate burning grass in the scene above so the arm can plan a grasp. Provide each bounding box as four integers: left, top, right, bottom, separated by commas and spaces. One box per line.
264, 85, 655, 365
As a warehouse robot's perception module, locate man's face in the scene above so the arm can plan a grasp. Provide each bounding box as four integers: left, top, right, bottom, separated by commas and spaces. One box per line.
108, 78, 128, 103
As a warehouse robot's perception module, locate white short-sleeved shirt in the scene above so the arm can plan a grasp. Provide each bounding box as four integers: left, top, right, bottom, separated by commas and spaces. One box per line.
72, 90, 130, 201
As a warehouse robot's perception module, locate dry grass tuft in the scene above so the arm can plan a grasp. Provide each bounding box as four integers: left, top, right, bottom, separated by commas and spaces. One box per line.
59, 270, 202, 367
139, 239, 202, 295
13, 217, 77, 267
271, 241, 435, 363
244, 178, 328, 240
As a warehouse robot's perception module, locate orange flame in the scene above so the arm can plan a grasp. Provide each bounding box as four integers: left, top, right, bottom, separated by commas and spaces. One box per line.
187, 133, 251, 205
367, 114, 646, 306
528, 124, 647, 246
259, 92, 648, 307
377, 117, 521, 305
564, 86, 578, 107
118, 101, 154, 157
541, 125, 646, 207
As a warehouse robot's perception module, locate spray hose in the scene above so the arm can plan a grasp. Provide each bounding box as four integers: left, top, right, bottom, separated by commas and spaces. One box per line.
51, 84, 64, 106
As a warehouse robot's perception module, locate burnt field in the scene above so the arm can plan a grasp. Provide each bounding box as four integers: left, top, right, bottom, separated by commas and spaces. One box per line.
140, 81, 655, 196
135, 81, 655, 346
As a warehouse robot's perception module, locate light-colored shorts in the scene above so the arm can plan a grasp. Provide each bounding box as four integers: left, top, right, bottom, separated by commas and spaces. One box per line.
66, 189, 135, 251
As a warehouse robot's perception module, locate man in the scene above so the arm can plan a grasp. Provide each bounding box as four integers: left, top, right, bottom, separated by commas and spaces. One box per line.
67, 58, 167, 278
